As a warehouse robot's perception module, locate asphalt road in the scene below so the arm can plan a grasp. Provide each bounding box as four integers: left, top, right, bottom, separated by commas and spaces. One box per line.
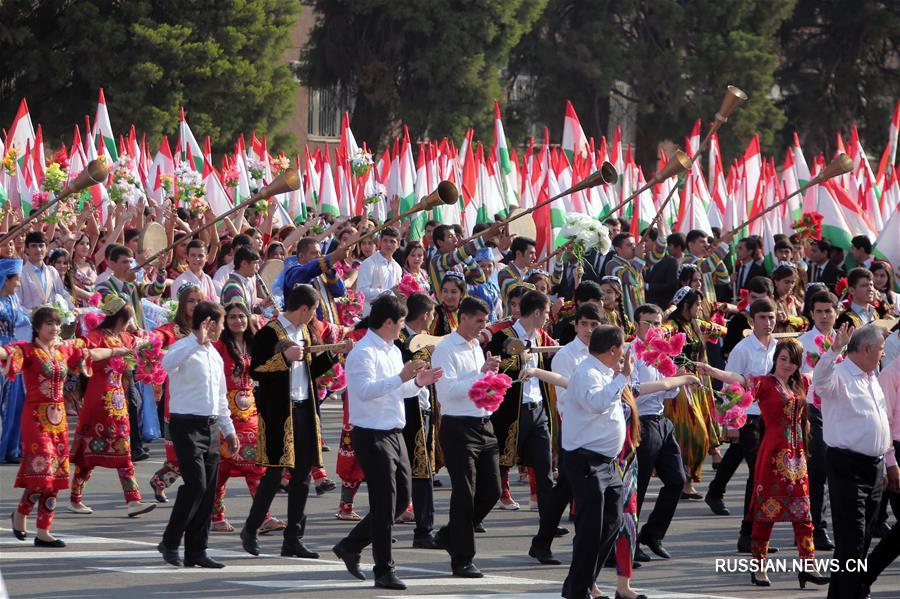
1, 401, 897, 599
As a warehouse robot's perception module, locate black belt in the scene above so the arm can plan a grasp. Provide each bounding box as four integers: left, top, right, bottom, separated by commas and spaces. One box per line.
170, 413, 218, 425
522, 401, 543, 411
355, 426, 403, 435
828, 446, 884, 464
292, 401, 308, 407
570, 447, 614, 463
443, 414, 492, 425
639, 414, 665, 421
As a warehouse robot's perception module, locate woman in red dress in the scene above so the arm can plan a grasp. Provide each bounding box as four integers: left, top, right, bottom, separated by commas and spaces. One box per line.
3, 307, 119, 547
211, 301, 284, 533
69, 296, 156, 518
699, 340, 830, 589
148, 283, 202, 501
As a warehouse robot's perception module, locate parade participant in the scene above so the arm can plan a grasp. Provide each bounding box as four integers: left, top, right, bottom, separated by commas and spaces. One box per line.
428, 223, 501, 303
16, 232, 73, 312
149, 283, 203, 502
356, 227, 402, 316
772, 263, 807, 333
281, 238, 348, 325
552, 281, 603, 347
850, 235, 875, 269
0, 259, 28, 464
498, 236, 539, 304
660, 287, 724, 511
213, 233, 252, 293
599, 277, 634, 337
221, 246, 262, 311
430, 272, 466, 336
698, 342, 831, 589
682, 229, 733, 306
158, 301, 239, 568
815, 324, 895, 598
487, 291, 558, 518
733, 237, 767, 296
432, 296, 503, 577
399, 240, 432, 293
49, 248, 90, 309
560, 325, 630, 599
241, 284, 340, 558
211, 301, 284, 533
806, 238, 842, 290
835, 267, 878, 328
710, 299, 778, 554
645, 232, 685, 308
69, 296, 156, 518
722, 276, 774, 357
3, 307, 107, 547
796, 290, 838, 550
171, 239, 217, 302
871, 260, 900, 316
604, 233, 646, 320
397, 293, 441, 546
469, 248, 502, 322
333, 294, 443, 589
70, 232, 99, 305
335, 322, 370, 521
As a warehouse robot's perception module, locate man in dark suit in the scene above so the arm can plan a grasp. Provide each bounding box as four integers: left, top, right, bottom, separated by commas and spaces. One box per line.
581, 218, 622, 285
645, 233, 685, 308
732, 237, 768, 298
806, 238, 842, 291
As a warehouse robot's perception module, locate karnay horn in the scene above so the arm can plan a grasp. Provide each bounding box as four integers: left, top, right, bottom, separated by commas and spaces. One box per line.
715, 86, 749, 123
604, 150, 689, 216
351, 180, 459, 245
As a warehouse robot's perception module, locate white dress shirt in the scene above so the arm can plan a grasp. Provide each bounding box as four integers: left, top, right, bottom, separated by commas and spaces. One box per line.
161, 332, 236, 437
171, 268, 217, 302
814, 349, 892, 458
798, 326, 833, 375
212, 262, 235, 294
17, 260, 73, 311
433, 331, 491, 417
277, 315, 310, 403
851, 302, 875, 325
346, 329, 421, 430
561, 354, 627, 457
550, 336, 590, 417
357, 252, 403, 316
885, 332, 900, 369
630, 346, 679, 416
513, 320, 542, 404
725, 333, 777, 416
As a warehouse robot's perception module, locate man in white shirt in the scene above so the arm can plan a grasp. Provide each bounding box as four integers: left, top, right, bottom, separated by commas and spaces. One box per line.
16, 231, 72, 311
836, 267, 878, 329
708, 298, 779, 554
170, 239, 217, 301
797, 290, 840, 551
561, 325, 631, 599
212, 233, 253, 295
333, 294, 442, 590
357, 227, 402, 316
814, 324, 895, 599
432, 297, 502, 578
159, 302, 239, 569
529, 303, 603, 566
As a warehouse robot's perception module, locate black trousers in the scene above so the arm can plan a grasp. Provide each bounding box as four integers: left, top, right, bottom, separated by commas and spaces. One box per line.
806, 406, 829, 532
124, 369, 144, 452
438, 415, 501, 568
562, 448, 623, 599
864, 506, 900, 590
245, 403, 316, 542
826, 446, 884, 599
161, 414, 220, 557
636, 415, 685, 543
707, 414, 763, 537
517, 402, 554, 519
412, 478, 434, 539
532, 445, 571, 551
340, 427, 411, 578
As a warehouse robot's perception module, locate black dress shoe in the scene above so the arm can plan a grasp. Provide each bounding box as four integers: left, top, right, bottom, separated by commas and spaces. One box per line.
315, 479, 337, 496
9, 512, 25, 540
281, 541, 319, 559
240, 529, 260, 556
529, 545, 561, 565
412, 535, 444, 549
633, 546, 651, 562
642, 538, 671, 559
322, 444, 331, 452
333, 543, 365, 580
34, 537, 66, 548
680, 491, 702, 500
555, 526, 570, 537
704, 494, 730, 516
157, 542, 182, 566
433, 479, 443, 487
184, 554, 225, 568
131, 448, 150, 462
797, 570, 830, 589
452, 563, 484, 578
874, 521, 892, 538
814, 530, 835, 551
474, 522, 486, 533
631, 560, 641, 569
750, 572, 771, 587
374, 571, 406, 589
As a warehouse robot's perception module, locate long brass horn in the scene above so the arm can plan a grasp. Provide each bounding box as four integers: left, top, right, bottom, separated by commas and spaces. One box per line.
0, 158, 109, 245
716, 85, 749, 123
460, 161, 617, 244
604, 149, 691, 217
132, 168, 302, 271
351, 180, 459, 245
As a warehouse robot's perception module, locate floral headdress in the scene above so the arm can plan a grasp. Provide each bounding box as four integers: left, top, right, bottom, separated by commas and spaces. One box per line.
100, 294, 128, 316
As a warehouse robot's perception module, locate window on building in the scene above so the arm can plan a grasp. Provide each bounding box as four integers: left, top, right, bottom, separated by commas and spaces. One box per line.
307, 86, 353, 140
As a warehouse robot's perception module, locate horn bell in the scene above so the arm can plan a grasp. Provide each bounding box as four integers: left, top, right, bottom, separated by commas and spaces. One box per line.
63, 158, 110, 198
653, 149, 691, 183
716, 85, 749, 123
253, 169, 302, 200
421, 180, 459, 210
810, 153, 853, 186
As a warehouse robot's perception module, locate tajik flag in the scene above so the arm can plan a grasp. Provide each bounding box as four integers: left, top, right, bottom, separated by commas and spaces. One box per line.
742, 134, 763, 211
474, 143, 504, 224
303, 146, 319, 211
318, 146, 340, 217
92, 88, 119, 163
875, 203, 900, 291
493, 101, 516, 210
460, 135, 478, 235
876, 99, 900, 185
148, 136, 175, 204
6, 98, 35, 159
202, 159, 233, 216
814, 180, 853, 251
177, 108, 204, 171
398, 128, 423, 239
880, 169, 898, 225
561, 100, 589, 163
231, 140, 253, 205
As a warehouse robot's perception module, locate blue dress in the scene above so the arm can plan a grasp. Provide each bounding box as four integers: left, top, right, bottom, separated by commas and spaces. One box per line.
0, 293, 29, 462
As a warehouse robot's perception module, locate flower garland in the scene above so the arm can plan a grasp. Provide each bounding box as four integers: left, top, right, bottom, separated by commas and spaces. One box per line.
559, 213, 612, 263
468, 372, 513, 412
633, 326, 685, 377
247, 157, 267, 182
792, 211, 824, 241
315, 363, 347, 400
349, 149, 374, 178
107, 156, 144, 207
171, 163, 206, 209
134, 332, 167, 385
713, 382, 753, 428
270, 154, 290, 175
222, 164, 240, 188
335, 289, 365, 326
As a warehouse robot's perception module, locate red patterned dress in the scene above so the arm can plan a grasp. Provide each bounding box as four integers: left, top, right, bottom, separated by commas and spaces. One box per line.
335, 327, 368, 515
149, 322, 189, 495
4, 341, 89, 530
749, 375, 815, 561
212, 340, 267, 523
70, 330, 141, 504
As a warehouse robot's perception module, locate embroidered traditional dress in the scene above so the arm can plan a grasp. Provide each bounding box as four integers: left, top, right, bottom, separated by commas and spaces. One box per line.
70, 330, 142, 504
335, 328, 368, 514
5, 341, 89, 531
149, 322, 190, 494
614, 393, 639, 580
429, 303, 459, 337
748, 375, 815, 560
774, 294, 809, 334
0, 293, 28, 462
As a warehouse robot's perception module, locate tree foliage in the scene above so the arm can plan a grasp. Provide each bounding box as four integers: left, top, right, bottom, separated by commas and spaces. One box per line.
300, 0, 548, 147
0, 1, 300, 154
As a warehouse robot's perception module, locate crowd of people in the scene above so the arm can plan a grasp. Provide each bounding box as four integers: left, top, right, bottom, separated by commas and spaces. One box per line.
1, 198, 899, 599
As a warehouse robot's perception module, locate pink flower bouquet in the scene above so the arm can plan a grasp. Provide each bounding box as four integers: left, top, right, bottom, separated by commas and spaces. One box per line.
468, 372, 512, 412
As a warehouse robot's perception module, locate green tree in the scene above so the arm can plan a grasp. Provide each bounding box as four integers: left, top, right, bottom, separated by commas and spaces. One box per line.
0, 1, 300, 155
777, 0, 900, 158
300, 0, 548, 148
508, 0, 795, 166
